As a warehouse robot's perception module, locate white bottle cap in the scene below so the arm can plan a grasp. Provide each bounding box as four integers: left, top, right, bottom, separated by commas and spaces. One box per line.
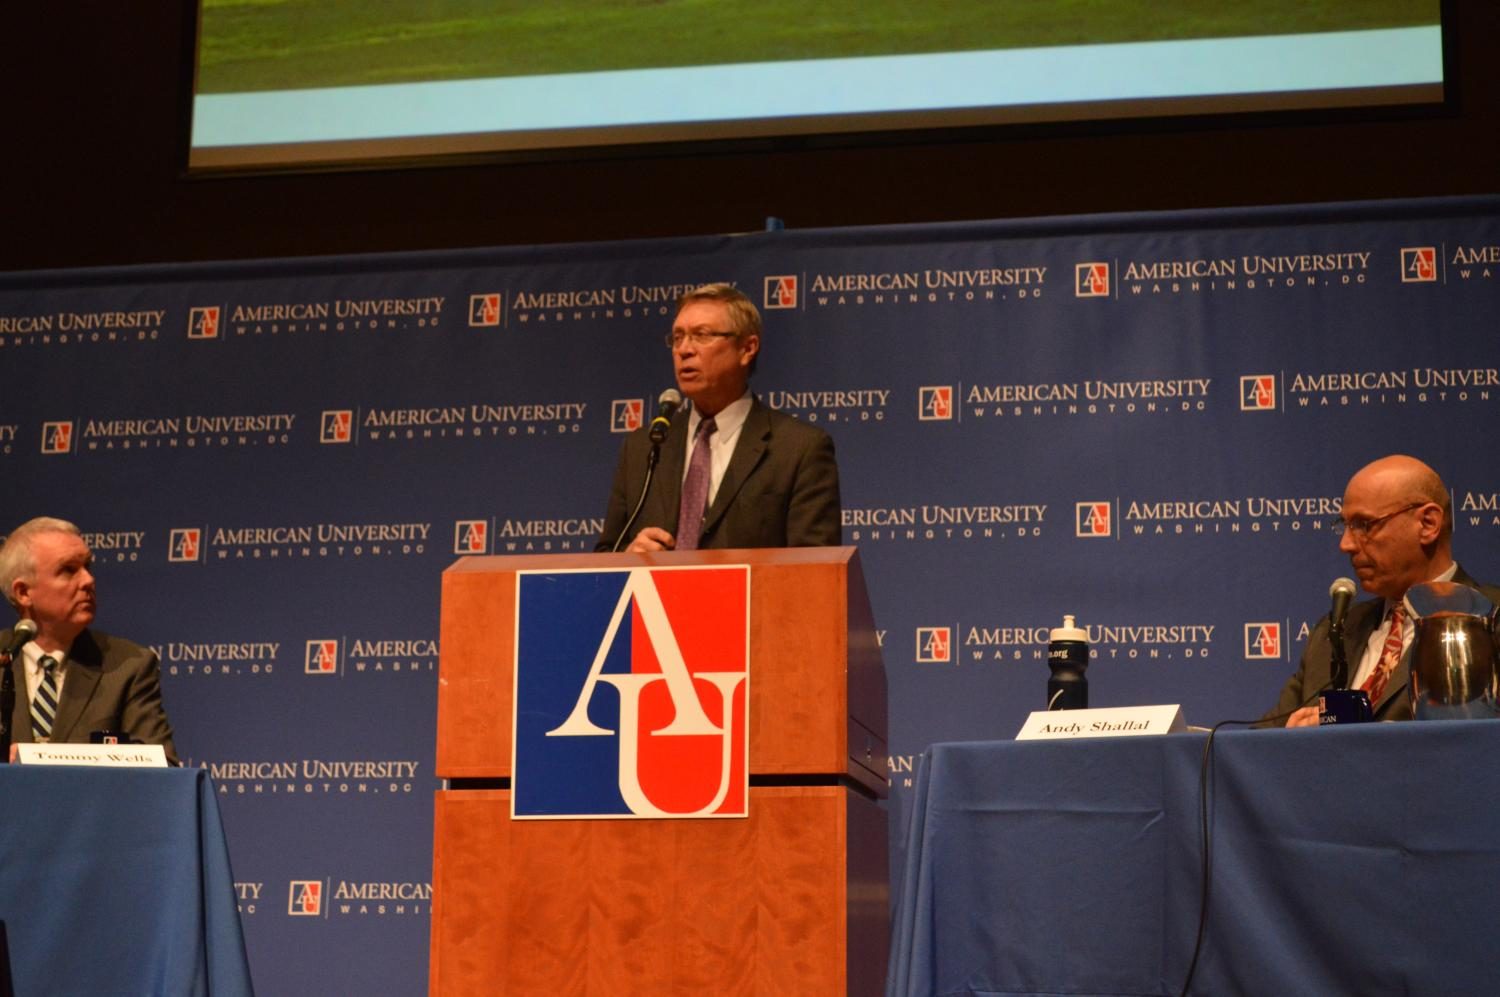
1049, 615, 1087, 642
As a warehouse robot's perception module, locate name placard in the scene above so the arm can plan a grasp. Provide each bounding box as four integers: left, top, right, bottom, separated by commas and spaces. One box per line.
1016, 704, 1186, 741
15, 743, 169, 768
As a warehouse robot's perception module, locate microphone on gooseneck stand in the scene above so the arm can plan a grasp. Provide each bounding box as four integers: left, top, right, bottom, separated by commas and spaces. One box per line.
612, 389, 682, 553
1, 620, 37, 660
1327, 576, 1357, 689
1, 619, 40, 760
1318, 577, 1372, 724
649, 388, 681, 446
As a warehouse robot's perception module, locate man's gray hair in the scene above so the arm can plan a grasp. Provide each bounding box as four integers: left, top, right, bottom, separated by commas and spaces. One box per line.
676, 283, 762, 375
0, 517, 82, 610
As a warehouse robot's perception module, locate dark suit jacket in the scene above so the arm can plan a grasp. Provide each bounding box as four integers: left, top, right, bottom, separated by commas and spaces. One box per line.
1262, 566, 1500, 724
3, 628, 178, 764
596, 398, 841, 552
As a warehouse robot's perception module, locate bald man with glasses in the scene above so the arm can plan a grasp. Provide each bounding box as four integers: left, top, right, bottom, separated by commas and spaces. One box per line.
1264, 455, 1500, 726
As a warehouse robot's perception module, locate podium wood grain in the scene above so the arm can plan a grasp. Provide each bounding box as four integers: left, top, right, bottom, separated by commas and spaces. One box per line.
430, 787, 888, 995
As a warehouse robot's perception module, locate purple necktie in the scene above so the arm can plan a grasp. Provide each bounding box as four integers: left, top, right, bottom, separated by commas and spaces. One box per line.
676, 417, 716, 550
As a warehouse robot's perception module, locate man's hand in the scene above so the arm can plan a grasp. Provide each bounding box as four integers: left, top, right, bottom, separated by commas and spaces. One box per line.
626, 527, 675, 553
1286, 705, 1322, 728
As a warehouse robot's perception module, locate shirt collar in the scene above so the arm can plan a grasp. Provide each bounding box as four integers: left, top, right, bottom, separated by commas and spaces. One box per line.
686, 390, 752, 441
1389, 562, 1460, 614
21, 641, 65, 678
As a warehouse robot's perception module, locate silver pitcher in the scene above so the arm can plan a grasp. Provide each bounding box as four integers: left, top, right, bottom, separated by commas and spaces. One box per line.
1404, 581, 1500, 720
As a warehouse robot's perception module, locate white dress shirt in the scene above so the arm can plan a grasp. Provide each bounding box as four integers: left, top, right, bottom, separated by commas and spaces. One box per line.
683, 391, 753, 507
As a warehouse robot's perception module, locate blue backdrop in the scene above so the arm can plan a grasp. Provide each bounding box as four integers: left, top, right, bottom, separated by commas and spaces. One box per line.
2, 195, 1498, 994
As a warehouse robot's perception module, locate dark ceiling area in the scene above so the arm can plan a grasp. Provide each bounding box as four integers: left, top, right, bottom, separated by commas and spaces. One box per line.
5, 3, 1495, 272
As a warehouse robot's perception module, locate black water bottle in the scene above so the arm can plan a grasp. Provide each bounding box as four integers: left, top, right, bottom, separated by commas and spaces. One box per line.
1047, 615, 1089, 710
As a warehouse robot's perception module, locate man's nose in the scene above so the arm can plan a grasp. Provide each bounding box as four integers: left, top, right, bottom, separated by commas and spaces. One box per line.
1338, 530, 1357, 554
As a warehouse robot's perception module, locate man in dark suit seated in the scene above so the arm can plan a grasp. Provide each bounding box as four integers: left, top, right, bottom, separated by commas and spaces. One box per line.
1265, 455, 1500, 726
596, 283, 841, 553
1, 517, 178, 763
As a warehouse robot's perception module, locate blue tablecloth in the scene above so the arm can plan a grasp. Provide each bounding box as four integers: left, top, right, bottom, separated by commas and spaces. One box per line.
0, 766, 253, 997
888, 721, 1500, 997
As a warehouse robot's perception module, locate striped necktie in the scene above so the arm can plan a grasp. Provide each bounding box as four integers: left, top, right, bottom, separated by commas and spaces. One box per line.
31, 655, 60, 742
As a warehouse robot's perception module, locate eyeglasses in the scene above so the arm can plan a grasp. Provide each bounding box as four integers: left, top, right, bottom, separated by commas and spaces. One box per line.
1331, 502, 1426, 541
666, 330, 738, 350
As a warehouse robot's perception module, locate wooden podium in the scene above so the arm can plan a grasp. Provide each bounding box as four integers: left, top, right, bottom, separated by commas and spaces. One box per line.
430, 546, 889, 995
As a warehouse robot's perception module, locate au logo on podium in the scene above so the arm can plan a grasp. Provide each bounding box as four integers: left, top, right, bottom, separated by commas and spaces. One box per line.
513, 565, 750, 819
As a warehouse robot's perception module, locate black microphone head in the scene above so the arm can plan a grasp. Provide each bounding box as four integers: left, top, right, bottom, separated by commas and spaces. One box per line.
1329, 577, 1357, 599
13, 619, 36, 641
649, 388, 683, 446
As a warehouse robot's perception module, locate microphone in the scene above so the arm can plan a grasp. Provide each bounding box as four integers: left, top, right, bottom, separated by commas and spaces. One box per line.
1, 619, 37, 757
1329, 577, 1356, 631
649, 388, 682, 445
610, 389, 682, 552
2, 619, 37, 660
1328, 577, 1357, 689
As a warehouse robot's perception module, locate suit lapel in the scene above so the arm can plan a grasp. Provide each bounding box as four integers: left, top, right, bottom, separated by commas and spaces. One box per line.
700, 402, 769, 541
651, 415, 690, 533
1325, 599, 1383, 696
49, 631, 102, 743
1342, 600, 1382, 681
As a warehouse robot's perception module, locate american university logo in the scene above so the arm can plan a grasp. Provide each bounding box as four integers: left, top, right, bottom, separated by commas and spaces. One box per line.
513, 566, 749, 819
1075, 262, 1110, 297
306, 640, 339, 675
188, 306, 220, 339
168, 528, 201, 562
1400, 247, 1437, 283
1076, 502, 1111, 537
1240, 375, 1277, 411
915, 627, 951, 664
611, 399, 643, 433
1244, 623, 1282, 659
320, 410, 353, 444
41, 421, 73, 454
454, 520, 488, 555
288, 880, 323, 916
468, 293, 502, 326
764, 275, 798, 309
918, 386, 952, 421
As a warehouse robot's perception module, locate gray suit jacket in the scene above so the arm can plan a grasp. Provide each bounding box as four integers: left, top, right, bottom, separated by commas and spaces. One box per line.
596, 397, 841, 552
1262, 565, 1500, 724
3, 628, 178, 764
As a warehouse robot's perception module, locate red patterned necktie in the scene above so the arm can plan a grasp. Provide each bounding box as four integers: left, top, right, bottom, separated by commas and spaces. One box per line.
1360, 604, 1405, 706
675, 417, 716, 550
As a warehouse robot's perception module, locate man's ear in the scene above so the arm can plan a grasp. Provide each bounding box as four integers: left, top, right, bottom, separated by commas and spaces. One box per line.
1416, 503, 1445, 542
10, 577, 33, 614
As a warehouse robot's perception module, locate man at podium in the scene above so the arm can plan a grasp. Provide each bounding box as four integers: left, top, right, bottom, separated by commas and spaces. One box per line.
596, 283, 842, 552
1, 516, 178, 763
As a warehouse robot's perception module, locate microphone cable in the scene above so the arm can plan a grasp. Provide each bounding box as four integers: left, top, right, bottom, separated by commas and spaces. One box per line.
1178, 687, 1326, 996
610, 443, 662, 553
